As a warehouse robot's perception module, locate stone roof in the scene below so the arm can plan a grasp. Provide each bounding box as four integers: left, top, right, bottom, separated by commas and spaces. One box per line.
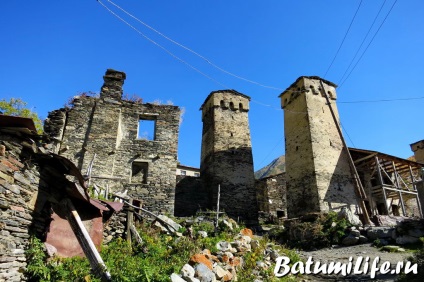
200, 89, 250, 110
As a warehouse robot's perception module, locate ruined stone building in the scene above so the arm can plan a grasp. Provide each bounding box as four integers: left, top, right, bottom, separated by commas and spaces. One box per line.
44, 69, 181, 214
256, 173, 286, 221
200, 90, 258, 224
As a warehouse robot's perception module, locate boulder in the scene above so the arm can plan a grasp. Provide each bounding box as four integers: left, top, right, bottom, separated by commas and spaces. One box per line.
366, 227, 394, 240
195, 263, 216, 282
396, 235, 420, 245
338, 207, 362, 226
170, 273, 186, 282
342, 235, 359, 246
154, 215, 182, 234
181, 263, 195, 278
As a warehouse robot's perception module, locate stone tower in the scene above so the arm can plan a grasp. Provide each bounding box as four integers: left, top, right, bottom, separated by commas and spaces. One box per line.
200, 90, 258, 224
411, 140, 424, 164
279, 76, 358, 218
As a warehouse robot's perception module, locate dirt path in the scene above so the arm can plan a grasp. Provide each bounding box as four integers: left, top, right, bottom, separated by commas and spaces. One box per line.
296, 244, 413, 281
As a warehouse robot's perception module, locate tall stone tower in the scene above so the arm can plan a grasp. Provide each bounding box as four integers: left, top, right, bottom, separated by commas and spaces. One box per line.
279, 76, 358, 218
200, 90, 258, 224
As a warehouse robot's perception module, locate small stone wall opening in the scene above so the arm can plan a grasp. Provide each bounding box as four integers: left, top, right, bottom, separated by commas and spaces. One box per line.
138, 116, 156, 140
277, 210, 286, 218
131, 162, 148, 184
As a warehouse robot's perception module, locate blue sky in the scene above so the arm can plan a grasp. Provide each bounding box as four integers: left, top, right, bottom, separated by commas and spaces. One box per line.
1, 0, 423, 170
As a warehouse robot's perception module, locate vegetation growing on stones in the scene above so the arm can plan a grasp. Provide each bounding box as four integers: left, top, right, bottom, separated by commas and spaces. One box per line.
26, 217, 302, 281
0, 98, 43, 133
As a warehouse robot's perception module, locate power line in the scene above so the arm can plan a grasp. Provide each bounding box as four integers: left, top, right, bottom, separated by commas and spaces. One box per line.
339, 0, 398, 88
339, 96, 424, 104
103, 0, 284, 91
97, 0, 228, 88
338, 0, 387, 84
323, 0, 363, 78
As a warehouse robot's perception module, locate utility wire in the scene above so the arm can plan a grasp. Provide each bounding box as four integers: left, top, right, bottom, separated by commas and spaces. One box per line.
97, 0, 228, 88
339, 96, 424, 104
338, 0, 387, 84
339, 0, 398, 88
104, 0, 283, 91
324, 0, 363, 78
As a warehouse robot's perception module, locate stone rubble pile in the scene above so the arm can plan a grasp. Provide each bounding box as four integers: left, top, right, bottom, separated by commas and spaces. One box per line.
170, 226, 282, 282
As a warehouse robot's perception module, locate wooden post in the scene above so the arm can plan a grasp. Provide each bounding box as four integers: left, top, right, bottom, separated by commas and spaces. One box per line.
126, 199, 134, 244
215, 184, 221, 229
392, 161, 406, 216
63, 198, 111, 281
319, 80, 371, 225
376, 157, 390, 215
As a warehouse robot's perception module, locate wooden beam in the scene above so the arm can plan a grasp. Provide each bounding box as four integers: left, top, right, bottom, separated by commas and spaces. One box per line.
63, 198, 111, 281
126, 199, 134, 244
319, 80, 371, 225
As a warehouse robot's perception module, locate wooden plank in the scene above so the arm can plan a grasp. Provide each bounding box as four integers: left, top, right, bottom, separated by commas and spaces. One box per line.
130, 224, 143, 245
63, 198, 111, 281
126, 199, 134, 244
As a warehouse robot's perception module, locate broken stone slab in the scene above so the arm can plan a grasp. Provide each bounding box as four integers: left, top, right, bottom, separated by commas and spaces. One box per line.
366, 227, 394, 240
396, 235, 420, 245
154, 215, 182, 234
342, 235, 359, 246
358, 235, 368, 244
170, 273, 186, 282
216, 241, 232, 252
338, 207, 362, 226
194, 263, 216, 282
181, 263, 195, 278
197, 231, 208, 238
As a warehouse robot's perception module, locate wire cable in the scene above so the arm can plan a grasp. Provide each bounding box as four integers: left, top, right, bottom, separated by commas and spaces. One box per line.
105, 0, 284, 91
97, 0, 228, 88
338, 0, 387, 84
339, 96, 424, 104
323, 0, 363, 78
339, 0, 398, 88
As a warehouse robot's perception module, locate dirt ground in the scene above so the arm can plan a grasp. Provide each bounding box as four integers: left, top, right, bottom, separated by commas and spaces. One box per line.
295, 244, 414, 281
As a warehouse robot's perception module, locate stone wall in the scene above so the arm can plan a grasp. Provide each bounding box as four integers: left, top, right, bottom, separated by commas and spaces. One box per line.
256, 173, 287, 220
44, 69, 181, 215
279, 77, 358, 218
200, 90, 258, 224
174, 175, 208, 217
0, 136, 48, 281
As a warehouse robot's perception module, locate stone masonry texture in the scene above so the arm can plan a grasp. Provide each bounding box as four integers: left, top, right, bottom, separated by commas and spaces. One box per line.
280, 76, 358, 218
256, 173, 287, 220
200, 90, 258, 224
44, 69, 181, 215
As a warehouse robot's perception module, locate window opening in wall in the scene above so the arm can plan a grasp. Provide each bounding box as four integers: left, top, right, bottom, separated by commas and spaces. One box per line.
277, 210, 285, 218
131, 162, 148, 184
180, 170, 186, 176
239, 103, 243, 110
194, 172, 200, 177
229, 102, 235, 110
138, 116, 156, 140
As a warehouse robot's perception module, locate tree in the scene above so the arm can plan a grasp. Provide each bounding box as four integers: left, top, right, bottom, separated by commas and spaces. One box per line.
0, 98, 43, 133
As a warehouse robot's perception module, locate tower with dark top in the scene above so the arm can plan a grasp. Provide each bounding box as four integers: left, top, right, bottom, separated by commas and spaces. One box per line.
200, 90, 258, 224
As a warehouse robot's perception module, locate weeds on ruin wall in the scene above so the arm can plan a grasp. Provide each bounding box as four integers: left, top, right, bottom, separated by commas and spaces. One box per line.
0, 98, 43, 133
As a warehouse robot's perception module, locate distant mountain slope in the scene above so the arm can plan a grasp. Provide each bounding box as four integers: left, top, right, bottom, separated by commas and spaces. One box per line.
255, 155, 285, 179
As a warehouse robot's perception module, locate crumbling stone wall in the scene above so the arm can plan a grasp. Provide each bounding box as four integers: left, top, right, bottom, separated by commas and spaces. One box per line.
44, 69, 181, 214
279, 77, 358, 218
200, 90, 258, 224
255, 173, 287, 219
0, 137, 48, 281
